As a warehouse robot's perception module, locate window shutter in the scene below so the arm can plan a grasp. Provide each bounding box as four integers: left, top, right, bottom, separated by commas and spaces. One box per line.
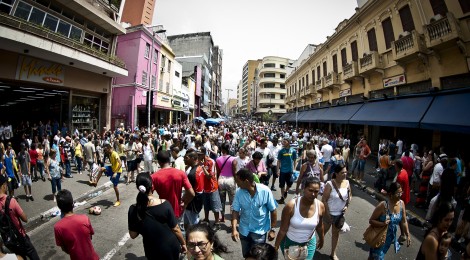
399, 5, 415, 32
367, 28, 378, 52
382, 18, 395, 49
351, 41, 358, 61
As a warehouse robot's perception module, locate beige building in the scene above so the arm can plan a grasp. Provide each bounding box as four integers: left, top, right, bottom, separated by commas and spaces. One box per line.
121, 0, 156, 26
253, 56, 292, 121
240, 60, 261, 114
283, 0, 470, 148
227, 98, 238, 116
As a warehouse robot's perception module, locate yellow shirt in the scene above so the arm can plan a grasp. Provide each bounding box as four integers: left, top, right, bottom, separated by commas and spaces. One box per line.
74, 144, 83, 157
110, 151, 122, 173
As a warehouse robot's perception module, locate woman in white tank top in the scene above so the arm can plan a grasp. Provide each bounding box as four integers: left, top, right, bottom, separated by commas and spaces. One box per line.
321, 163, 352, 260
274, 177, 325, 260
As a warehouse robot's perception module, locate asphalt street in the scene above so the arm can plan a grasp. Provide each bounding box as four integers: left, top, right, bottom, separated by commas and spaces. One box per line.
27, 171, 430, 260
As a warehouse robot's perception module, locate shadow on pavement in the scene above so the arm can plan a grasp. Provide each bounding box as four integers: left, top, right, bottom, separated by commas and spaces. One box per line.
43, 194, 54, 201
90, 199, 114, 209
124, 253, 147, 259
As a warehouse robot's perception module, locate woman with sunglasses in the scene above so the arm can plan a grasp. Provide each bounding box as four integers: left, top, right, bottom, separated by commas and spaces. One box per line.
368, 182, 411, 260
186, 223, 228, 260
416, 201, 454, 260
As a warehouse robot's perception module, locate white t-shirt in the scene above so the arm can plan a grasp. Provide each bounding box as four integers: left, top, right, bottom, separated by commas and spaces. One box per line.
396, 140, 403, 155
235, 156, 250, 172
321, 144, 333, 162
430, 163, 444, 185
255, 147, 270, 164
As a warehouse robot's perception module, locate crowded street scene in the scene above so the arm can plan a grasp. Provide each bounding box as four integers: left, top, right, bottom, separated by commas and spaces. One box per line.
1, 0, 470, 259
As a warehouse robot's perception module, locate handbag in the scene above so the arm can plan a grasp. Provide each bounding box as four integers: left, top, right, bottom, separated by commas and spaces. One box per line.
363, 201, 389, 248
284, 198, 315, 260
331, 180, 349, 229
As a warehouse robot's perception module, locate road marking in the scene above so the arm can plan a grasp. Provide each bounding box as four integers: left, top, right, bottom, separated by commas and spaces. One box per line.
101, 233, 130, 260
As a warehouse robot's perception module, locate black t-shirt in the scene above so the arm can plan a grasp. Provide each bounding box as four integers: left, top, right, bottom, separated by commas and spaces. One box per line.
186, 166, 203, 213
128, 201, 180, 260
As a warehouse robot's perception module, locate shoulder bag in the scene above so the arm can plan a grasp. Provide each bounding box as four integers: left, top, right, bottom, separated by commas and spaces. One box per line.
363, 201, 389, 248
284, 198, 316, 260
331, 180, 349, 229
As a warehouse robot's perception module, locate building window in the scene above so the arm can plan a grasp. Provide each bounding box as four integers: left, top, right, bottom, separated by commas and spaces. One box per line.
367, 28, 378, 52
166, 82, 170, 93
351, 41, 358, 61
322, 61, 327, 77
168, 60, 171, 72
280, 84, 285, 89
302, 77, 305, 87
280, 64, 285, 69
144, 43, 150, 58
459, 0, 470, 13
153, 49, 158, 63
317, 66, 321, 80
280, 105, 285, 109
332, 54, 338, 73
280, 94, 285, 99
84, 33, 109, 53
161, 55, 166, 71
264, 83, 275, 88
0, 0, 14, 14
306, 75, 309, 85
399, 5, 415, 32
264, 73, 275, 78
382, 18, 395, 49
264, 63, 275, 68
312, 70, 315, 82
175, 71, 180, 77
430, 0, 448, 16
151, 75, 156, 89
280, 74, 286, 79
142, 71, 148, 86
341, 48, 347, 67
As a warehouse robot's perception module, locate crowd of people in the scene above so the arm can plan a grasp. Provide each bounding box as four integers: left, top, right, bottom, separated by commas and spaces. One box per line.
0, 118, 469, 260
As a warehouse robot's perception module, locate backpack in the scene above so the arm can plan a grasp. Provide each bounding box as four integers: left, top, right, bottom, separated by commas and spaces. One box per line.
0, 197, 26, 253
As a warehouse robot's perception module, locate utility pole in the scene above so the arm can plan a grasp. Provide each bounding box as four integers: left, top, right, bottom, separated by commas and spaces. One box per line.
226, 89, 233, 116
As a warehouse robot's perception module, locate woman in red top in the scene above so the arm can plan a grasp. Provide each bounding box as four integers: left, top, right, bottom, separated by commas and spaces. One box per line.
395, 159, 410, 205
29, 144, 39, 182
401, 150, 414, 187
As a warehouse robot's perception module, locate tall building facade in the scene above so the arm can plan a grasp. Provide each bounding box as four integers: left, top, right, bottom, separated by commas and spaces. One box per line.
0, 0, 127, 132
241, 60, 261, 115
283, 0, 470, 151
254, 56, 292, 121
121, 0, 155, 26
168, 32, 223, 118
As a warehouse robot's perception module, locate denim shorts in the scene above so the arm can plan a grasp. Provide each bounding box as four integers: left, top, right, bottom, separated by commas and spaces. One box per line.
358, 159, 366, 171
183, 210, 200, 226
105, 166, 120, 187
203, 190, 222, 212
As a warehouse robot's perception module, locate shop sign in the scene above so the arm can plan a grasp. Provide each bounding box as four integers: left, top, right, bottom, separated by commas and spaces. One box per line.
161, 96, 170, 102
16, 56, 64, 86
383, 74, 406, 88
339, 89, 351, 98
172, 100, 182, 107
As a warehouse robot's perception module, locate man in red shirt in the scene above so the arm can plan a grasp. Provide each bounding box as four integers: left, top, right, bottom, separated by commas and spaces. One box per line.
197, 147, 223, 230
54, 189, 99, 260
152, 151, 195, 219
0, 175, 39, 260
395, 159, 410, 205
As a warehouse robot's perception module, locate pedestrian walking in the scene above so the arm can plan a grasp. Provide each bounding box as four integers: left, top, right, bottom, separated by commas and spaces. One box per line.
128, 172, 186, 260
367, 182, 411, 260
321, 163, 351, 260
17, 143, 33, 201
54, 189, 99, 260
275, 177, 325, 260
46, 149, 63, 202
73, 138, 83, 175
295, 151, 323, 196
231, 168, 278, 258
277, 139, 297, 204
415, 150, 435, 208
216, 143, 236, 223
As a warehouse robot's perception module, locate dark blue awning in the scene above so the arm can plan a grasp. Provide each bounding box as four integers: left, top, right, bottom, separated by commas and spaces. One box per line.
298, 108, 329, 122
316, 104, 364, 124
420, 92, 470, 133
278, 113, 290, 121
349, 96, 433, 128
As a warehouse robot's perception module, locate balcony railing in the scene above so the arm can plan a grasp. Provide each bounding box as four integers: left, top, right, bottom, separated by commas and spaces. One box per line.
359, 51, 384, 75
0, 12, 126, 68
424, 12, 462, 49
343, 61, 359, 81
392, 30, 426, 63
315, 79, 324, 92
324, 71, 340, 89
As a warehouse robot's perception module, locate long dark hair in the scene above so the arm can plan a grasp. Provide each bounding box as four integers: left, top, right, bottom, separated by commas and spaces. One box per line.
186, 223, 228, 255
135, 172, 152, 220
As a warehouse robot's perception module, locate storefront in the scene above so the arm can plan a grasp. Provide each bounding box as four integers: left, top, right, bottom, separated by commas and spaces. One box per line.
0, 51, 112, 141
156, 94, 172, 125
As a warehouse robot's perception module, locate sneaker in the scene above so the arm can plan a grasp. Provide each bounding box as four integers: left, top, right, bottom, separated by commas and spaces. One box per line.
398, 235, 407, 244
79, 172, 83, 175
113, 201, 121, 207
42, 177, 46, 182
271, 186, 277, 191
277, 198, 285, 204
18, 183, 21, 187
26, 196, 29, 202
30, 196, 34, 201
283, 192, 288, 198
53, 196, 56, 202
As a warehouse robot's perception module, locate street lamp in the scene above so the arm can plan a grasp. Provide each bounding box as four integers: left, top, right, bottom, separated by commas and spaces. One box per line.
147, 26, 166, 132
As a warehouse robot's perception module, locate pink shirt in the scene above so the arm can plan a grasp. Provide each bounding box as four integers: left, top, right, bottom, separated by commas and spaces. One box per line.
0, 195, 26, 237
246, 160, 267, 174
216, 155, 236, 177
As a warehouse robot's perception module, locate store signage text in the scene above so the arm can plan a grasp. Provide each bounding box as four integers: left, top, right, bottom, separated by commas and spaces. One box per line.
339, 89, 351, 98
383, 74, 406, 88
161, 96, 170, 102
16, 56, 64, 86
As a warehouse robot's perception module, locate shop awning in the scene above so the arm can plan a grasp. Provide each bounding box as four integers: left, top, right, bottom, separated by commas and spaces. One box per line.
349, 96, 433, 128
315, 104, 364, 124
420, 92, 470, 133
278, 113, 290, 121
285, 111, 307, 122
298, 108, 329, 122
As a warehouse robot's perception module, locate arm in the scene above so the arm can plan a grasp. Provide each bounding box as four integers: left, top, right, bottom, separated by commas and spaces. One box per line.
316, 202, 325, 250
182, 187, 195, 209
129, 230, 139, 239
400, 201, 411, 246
295, 164, 308, 194
368, 201, 388, 227
319, 163, 324, 182
171, 224, 187, 253
232, 159, 238, 176
321, 183, 331, 216
274, 200, 294, 250
215, 159, 221, 179
421, 235, 439, 260
268, 209, 278, 241
231, 210, 240, 242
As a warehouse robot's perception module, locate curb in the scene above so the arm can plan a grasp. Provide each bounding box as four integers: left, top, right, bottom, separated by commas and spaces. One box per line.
25, 180, 114, 233
348, 177, 427, 228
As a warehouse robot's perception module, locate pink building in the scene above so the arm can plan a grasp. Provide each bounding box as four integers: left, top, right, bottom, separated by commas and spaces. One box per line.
112, 25, 162, 129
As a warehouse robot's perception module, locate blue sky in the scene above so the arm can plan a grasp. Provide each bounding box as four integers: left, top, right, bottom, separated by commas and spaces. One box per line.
154, 0, 358, 101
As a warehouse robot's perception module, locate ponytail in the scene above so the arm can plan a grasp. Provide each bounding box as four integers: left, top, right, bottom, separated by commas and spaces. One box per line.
135, 172, 152, 220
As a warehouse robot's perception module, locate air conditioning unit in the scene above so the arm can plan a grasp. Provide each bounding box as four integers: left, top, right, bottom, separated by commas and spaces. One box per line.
430, 14, 443, 23
398, 31, 411, 39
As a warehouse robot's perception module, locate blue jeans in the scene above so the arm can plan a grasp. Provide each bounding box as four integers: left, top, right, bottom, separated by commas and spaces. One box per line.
240, 232, 267, 258
358, 159, 366, 172
75, 156, 82, 173
37, 160, 45, 178
64, 161, 71, 176
51, 177, 62, 194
